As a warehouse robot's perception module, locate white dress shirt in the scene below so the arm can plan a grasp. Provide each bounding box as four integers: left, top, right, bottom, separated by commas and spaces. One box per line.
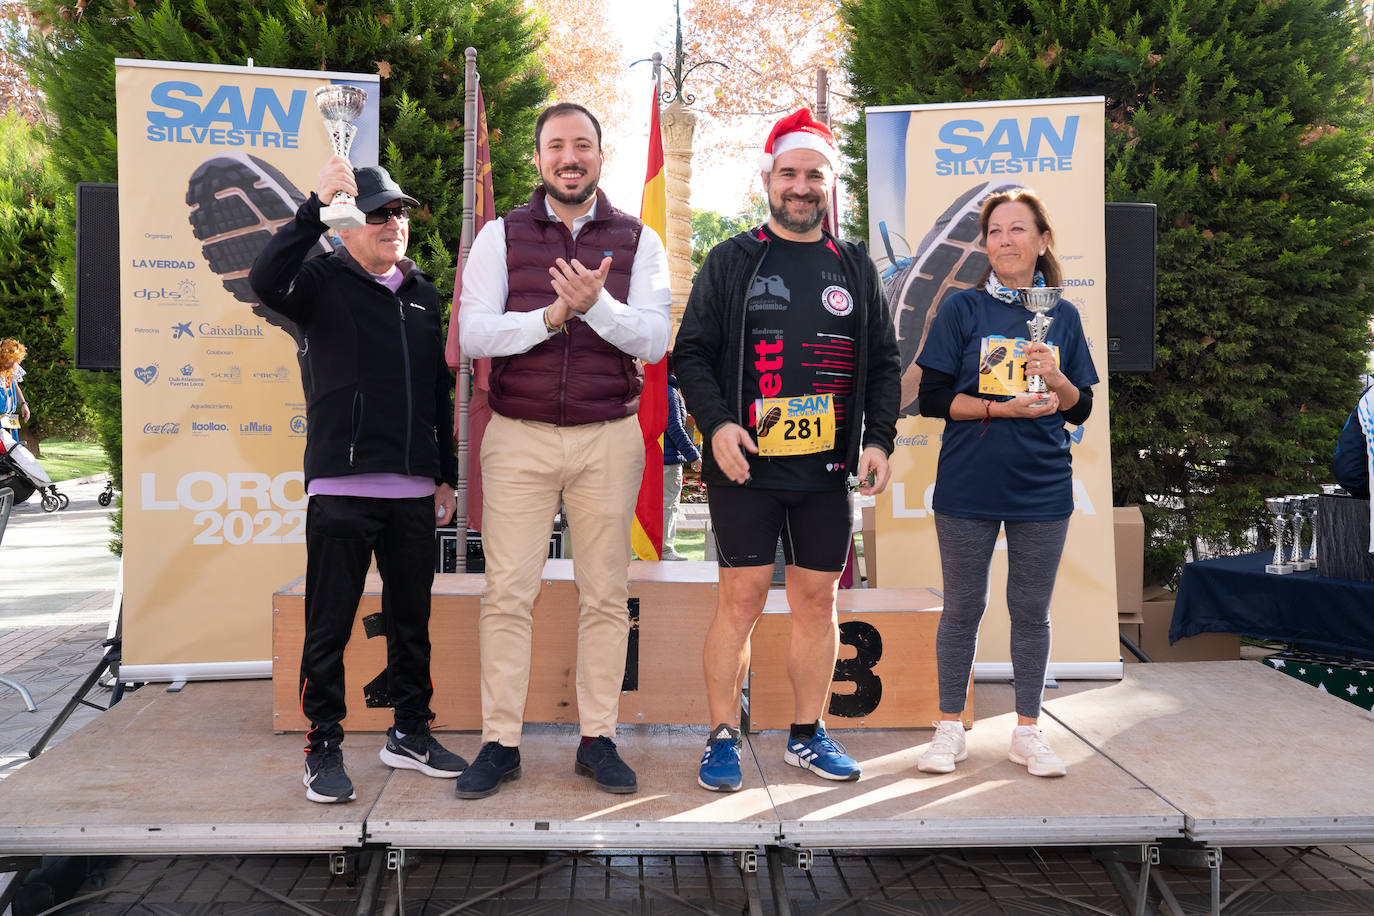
457, 197, 672, 363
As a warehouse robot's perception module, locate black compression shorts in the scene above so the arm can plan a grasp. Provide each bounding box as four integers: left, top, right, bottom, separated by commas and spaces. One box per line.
706, 485, 852, 572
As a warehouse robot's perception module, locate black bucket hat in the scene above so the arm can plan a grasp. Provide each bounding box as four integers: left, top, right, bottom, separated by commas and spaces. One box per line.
353, 165, 420, 212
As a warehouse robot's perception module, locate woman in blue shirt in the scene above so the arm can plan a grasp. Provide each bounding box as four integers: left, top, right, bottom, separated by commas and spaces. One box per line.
913, 189, 1098, 779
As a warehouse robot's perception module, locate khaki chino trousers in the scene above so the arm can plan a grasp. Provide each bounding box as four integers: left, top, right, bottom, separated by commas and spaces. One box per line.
478, 412, 644, 746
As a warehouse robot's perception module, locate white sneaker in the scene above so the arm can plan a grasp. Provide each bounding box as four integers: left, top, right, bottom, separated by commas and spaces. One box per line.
1009, 725, 1067, 777
916, 720, 967, 773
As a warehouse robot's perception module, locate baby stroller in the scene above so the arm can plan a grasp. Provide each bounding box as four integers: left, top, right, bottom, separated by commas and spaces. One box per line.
0, 429, 67, 512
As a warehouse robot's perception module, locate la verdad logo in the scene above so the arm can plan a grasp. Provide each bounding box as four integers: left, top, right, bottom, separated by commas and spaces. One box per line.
144, 81, 306, 149
934, 115, 1079, 176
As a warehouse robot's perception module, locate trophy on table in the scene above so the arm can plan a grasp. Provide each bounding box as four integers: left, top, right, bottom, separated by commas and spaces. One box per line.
1287, 495, 1311, 571
1018, 287, 1064, 396
1264, 497, 1295, 574
314, 84, 368, 230
1303, 493, 1320, 569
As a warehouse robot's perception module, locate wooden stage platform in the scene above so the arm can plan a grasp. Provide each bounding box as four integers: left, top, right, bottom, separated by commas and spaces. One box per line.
0, 662, 1370, 858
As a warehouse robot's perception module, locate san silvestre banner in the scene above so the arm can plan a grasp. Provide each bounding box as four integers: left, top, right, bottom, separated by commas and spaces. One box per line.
865, 97, 1121, 679
115, 60, 379, 680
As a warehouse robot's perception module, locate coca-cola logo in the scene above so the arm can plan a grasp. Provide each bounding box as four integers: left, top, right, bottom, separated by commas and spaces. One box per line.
142, 422, 180, 435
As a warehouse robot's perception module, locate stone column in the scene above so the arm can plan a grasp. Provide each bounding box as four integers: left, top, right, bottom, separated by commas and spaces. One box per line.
659, 98, 697, 338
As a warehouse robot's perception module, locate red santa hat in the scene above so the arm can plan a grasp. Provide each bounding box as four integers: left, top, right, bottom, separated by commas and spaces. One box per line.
758, 108, 839, 173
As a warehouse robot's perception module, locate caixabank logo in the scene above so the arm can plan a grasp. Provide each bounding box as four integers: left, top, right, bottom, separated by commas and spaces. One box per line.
935, 115, 1079, 177
198, 321, 265, 339
144, 81, 306, 149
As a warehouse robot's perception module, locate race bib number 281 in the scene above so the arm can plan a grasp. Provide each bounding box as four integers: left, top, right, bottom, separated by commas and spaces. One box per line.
754, 394, 836, 457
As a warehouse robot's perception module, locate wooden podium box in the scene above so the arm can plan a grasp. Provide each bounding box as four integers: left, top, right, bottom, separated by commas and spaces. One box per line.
272, 560, 719, 733
747, 588, 970, 731
273, 565, 957, 734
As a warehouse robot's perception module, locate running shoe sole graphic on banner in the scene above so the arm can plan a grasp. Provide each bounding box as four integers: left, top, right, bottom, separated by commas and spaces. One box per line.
186, 153, 331, 341
882, 180, 1024, 415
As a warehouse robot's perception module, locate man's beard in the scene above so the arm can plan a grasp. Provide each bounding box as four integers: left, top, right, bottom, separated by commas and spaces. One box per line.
543, 169, 598, 206
770, 193, 826, 234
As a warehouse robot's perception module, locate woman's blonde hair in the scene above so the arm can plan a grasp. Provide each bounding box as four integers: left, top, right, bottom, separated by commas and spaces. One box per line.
978, 188, 1063, 288
0, 338, 25, 381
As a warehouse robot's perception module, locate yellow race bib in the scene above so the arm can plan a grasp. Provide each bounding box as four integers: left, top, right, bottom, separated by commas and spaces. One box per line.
976, 336, 1060, 397
754, 394, 836, 457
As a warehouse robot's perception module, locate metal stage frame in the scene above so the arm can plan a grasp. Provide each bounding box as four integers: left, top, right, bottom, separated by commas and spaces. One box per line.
1, 661, 1372, 914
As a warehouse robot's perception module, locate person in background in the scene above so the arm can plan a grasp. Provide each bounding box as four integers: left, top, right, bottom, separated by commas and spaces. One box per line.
663, 350, 701, 561
0, 340, 30, 445
914, 188, 1097, 779
1331, 383, 1373, 500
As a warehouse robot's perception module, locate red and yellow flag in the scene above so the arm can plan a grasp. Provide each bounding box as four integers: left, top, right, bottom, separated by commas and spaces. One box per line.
632, 84, 669, 560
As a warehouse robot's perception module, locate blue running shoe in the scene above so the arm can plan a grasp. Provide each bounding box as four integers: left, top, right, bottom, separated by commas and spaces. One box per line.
784, 723, 861, 781
698, 723, 743, 792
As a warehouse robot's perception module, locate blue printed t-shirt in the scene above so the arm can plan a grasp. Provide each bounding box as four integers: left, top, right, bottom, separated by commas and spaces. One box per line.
915, 286, 1099, 521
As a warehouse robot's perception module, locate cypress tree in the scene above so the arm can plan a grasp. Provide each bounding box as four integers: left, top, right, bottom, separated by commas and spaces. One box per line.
0, 109, 83, 450
18, 0, 552, 534
841, 0, 1374, 582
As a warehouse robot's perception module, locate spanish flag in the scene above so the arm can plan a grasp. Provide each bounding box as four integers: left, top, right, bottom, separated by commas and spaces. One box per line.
632, 84, 669, 560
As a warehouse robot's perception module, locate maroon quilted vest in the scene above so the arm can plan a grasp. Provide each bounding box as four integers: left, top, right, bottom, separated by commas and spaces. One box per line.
489, 187, 644, 426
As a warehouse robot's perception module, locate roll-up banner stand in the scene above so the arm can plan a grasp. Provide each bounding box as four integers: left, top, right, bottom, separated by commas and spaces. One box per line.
115, 60, 379, 681
866, 98, 1121, 679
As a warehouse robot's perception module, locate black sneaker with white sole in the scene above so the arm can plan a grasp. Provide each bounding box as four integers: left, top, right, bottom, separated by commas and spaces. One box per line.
186, 152, 331, 341
379, 727, 468, 778
303, 742, 355, 804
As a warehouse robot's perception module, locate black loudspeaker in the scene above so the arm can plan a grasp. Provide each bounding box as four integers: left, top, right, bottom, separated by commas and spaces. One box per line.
1104, 202, 1157, 373
75, 182, 121, 371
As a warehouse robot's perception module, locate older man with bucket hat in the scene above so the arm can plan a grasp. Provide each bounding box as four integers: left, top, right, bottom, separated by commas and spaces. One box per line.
251, 155, 467, 804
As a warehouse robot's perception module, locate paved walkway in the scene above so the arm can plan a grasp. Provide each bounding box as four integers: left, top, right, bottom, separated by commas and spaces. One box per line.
0, 476, 119, 781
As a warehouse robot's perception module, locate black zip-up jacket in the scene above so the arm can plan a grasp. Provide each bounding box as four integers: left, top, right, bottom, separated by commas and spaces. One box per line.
675, 227, 901, 487
248, 193, 457, 488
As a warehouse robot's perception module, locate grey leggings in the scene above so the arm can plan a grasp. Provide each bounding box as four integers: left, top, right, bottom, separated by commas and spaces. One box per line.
933, 513, 1071, 719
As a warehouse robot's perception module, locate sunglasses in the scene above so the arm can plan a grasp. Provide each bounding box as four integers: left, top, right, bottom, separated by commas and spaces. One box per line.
364, 205, 411, 225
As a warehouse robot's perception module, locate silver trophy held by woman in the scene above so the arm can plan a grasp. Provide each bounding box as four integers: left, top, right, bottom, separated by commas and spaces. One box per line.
1018, 287, 1064, 395
314, 84, 368, 230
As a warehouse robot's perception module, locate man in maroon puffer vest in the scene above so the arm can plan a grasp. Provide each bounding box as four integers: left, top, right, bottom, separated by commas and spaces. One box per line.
455, 103, 671, 799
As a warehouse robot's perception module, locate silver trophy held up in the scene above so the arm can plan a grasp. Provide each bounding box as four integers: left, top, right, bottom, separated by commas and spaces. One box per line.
1018, 287, 1063, 395
1287, 496, 1310, 571
1264, 497, 1295, 574
314, 84, 368, 230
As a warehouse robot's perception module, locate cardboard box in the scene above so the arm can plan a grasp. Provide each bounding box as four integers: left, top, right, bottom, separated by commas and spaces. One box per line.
1124, 588, 1240, 663
1114, 506, 1144, 621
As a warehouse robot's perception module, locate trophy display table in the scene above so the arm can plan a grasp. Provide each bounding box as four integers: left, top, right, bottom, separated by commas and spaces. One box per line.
1170, 551, 1374, 660
272, 561, 951, 733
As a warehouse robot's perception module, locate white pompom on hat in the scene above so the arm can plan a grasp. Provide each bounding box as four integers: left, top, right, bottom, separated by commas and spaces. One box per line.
758, 107, 839, 173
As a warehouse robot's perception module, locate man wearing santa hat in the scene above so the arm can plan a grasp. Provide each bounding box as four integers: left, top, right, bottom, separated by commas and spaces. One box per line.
675, 108, 901, 791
